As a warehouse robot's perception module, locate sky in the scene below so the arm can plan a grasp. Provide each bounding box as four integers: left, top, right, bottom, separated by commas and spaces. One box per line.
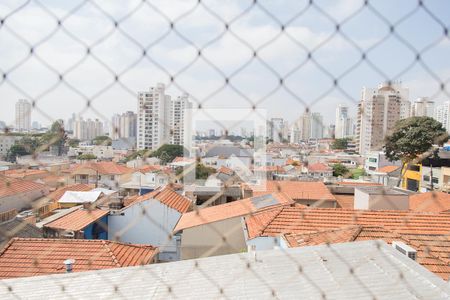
0, 0, 449, 129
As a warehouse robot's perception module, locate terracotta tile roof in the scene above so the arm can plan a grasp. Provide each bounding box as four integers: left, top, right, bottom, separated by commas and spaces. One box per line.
126, 186, 192, 214
334, 194, 354, 209
307, 163, 331, 172
336, 181, 382, 186
2, 169, 49, 179
172, 157, 195, 163
73, 162, 133, 175
245, 206, 450, 239
283, 225, 450, 280
46, 184, 94, 203
0, 238, 158, 279
253, 166, 286, 173
0, 177, 48, 198
376, 165, 401, 173
410, 192, 450, 213
217, 166, 234, 176
248, 180, 336, 202
138, 165, 163, 173
174, 193, 294, 231
43, 208, 108, 231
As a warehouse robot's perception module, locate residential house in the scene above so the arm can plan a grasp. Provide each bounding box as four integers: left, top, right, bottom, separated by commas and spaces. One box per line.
174, 193, 294, 260
120, 165, 171, 196
57, 191, 105, 209
108, 186, 192, 261
0, 238, 158, 279
306, 162, 333, 178
371, 165, 401, 186
43, 207, 108, 239
1, 241, 448, 299
245, 180, 337, 207
70, 161, 133, 190
0, 177, 49, 213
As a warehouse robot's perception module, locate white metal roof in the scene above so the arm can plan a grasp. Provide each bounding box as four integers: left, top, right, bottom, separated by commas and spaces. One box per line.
0, 240, 448, 299
57, 191, 103, 204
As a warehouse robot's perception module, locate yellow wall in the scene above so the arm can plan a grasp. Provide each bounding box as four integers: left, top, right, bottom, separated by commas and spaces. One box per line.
402, 163, 421, 190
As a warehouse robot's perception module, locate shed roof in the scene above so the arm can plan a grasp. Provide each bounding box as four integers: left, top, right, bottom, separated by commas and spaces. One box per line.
43, 208, 108, 231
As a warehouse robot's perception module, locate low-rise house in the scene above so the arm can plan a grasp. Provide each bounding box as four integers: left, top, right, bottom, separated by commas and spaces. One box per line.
174, 193, 294, 260
2, 240, 448, 299
306, 162, 333, 178
0, 177, 49, 213
371, 165, 401, 186
409, 191, 450, 213
57, 190, 105, 208
108, 186, 192, 261
68, 145, 114, 160
70, 161, 133, 190
0, 238, 158, 279
245, 180, 337, 207
282, 225, 450, 280
43, 207, 108, 239
2, 169, 50, 181
120, 165, 170, 196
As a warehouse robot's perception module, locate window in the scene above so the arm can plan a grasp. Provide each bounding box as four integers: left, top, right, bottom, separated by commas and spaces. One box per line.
368, 158, 377, 163
432, 177, 439, 184
408, 165, 420, 172
423, 175, 430, 182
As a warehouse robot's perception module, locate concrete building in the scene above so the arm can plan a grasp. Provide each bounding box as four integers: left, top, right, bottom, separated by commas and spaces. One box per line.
310, 112, 324, 139
335, 104, 354, 139
0, 135, 22, 159
354, 186, 409, 210
111, 111, 137, 140
435, 101, 450, 132
73, 117, 104, 141
412, 97, 434, 117
15, 99, 31, 132
137, 83, 192, 150
356, 82, 410, 155
267, 118, 285, 143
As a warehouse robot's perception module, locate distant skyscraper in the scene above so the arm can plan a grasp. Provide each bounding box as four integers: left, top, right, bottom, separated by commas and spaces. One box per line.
356, 82, 410, 155
435, 101, 450, 132
310, 112, 324, 139
15, 99, 31, 132
268, 118, 285, 143
111, 111, 137, 140
335, 104, 354, 139
73, 117, 104, 140
412, 97, 434, 117
137, 83, 192, 150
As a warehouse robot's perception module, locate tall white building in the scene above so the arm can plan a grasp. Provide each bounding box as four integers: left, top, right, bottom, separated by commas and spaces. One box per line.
356, 82, 409, 155
73, 117, 104, 141
137, 83, 192, 150
335, 104, 354, 139
435, 101, 450, 132
15, 99, 31, 132
267, 118, 285, 143
111, 111, 137, 140
310, 112, 324, 139
412, 97, 434, 117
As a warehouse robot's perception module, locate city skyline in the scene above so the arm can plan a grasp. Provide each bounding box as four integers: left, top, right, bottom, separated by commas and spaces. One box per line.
0, 1, 449, 128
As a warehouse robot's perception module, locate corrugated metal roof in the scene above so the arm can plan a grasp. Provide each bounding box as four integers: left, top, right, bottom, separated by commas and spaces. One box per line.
58, 191, 103, 204
0, 241, 448, 299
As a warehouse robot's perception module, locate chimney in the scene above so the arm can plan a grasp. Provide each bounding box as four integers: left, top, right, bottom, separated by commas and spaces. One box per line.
63, 259, 75, 273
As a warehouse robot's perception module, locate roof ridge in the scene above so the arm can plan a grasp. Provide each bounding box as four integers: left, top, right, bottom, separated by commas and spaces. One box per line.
101, 240, 122, 267
0, 237, 17, 257
254, 206, 286, 237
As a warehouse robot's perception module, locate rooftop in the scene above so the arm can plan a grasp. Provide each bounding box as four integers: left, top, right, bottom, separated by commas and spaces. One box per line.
376, 165, 401, 173
245, 205, 450, 239
58, 191, 103, 204
355, 186, 408, 195
307, 162, 332, 172
72, 162, 133, 175
125, 186, 192, 214
0, 177, 48, 198
0, 241, 447, 299
283, 225, 450, 280
45, 184, 94, 202
0, 219, 42, 244
248, 180, 336, 202
43, 208, 108, 231
174, 193, 293, 231
0, 238, 158, 279
409, 191, 450, 213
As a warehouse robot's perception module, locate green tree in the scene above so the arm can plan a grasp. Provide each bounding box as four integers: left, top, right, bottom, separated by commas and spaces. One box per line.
40, 120, 67, 155
331, 138, 349, 150
195, 163, 216, 180
332, 163, 349, 177
93, 135, 112, 146
151, 144, 188, 164
68, 139, 81, 147
384, 116, 448, 186
77, 153, 97, 160
6, 144, 30, 162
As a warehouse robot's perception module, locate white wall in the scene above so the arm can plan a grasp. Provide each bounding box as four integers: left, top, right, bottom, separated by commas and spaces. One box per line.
108, 200, 182, 261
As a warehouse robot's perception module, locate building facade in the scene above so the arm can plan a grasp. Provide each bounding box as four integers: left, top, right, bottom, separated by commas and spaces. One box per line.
335, 104, 354, 139
435, 101, 450, 132
111, 111, 137, 140
15, 99, 31, 132
73, 118, 104, 141
356, 82, 410, 155
412, 97, 434, 117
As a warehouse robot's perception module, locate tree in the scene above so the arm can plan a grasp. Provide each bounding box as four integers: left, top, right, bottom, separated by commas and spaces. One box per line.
331, 138, 349, 150
93, 135, 112, 146
68, 139, 81, 147
195, 163, 215, 180
77, 154, 97, 160
151, 144, 188, 164
384, 117, 448, 186
6, 144, 30, 162
40, 120, 67, 155
332, 163, 349, 177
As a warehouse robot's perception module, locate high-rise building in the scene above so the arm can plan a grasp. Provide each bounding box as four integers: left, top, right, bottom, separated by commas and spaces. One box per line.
356, 82, 409, 155
15, 99, 31, 132
435, 101, 450, 132
310, 112, 324, 139
73, 117, 104, 141
266, 118, 286, 143
335, 104, 354, 139
300, 111, 311, 140
412, 97, 434, 117
111, 111, 137, 140
137, 83, 192, 150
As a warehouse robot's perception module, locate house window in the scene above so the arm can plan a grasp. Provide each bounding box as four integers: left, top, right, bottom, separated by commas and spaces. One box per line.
432, 177, 439, 184
110, 175, 115, 180
423, 175, 430, 182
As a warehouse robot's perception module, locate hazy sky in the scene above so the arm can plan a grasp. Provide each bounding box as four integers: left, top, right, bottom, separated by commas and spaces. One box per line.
0, 0, 449, 129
